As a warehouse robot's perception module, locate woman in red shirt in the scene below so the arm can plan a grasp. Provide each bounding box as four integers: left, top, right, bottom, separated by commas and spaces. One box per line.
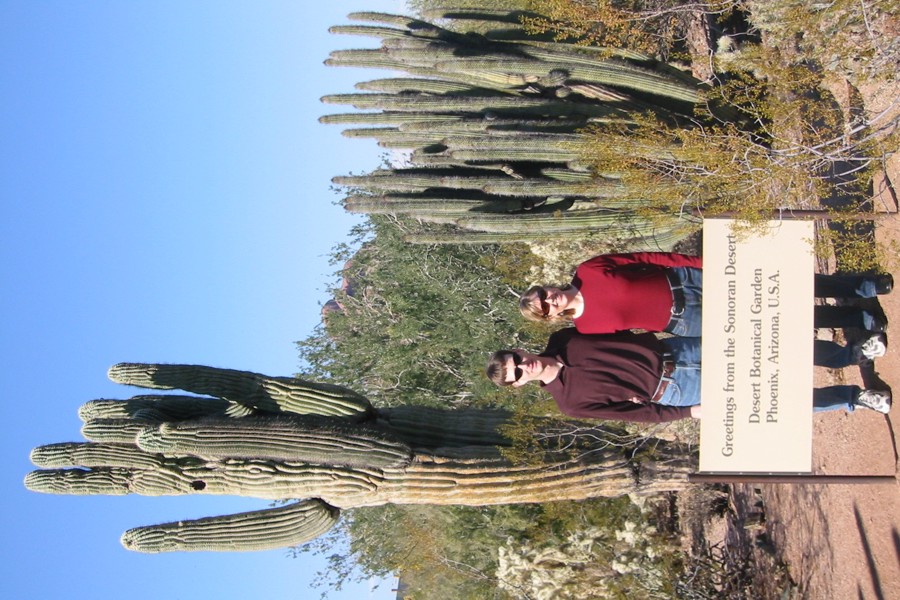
519, 252, 891, 336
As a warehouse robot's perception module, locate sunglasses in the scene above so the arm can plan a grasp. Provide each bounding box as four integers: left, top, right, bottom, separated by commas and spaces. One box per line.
511, 352, 525, 382
536, 288, 551, 317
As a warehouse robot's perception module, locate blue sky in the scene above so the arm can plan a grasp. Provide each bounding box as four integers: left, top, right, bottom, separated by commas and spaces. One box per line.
1, 1, 407, 598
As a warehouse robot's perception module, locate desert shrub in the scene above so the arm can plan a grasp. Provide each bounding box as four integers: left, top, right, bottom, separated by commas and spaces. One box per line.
744, 0, 900, 84
524, 0, 739, 59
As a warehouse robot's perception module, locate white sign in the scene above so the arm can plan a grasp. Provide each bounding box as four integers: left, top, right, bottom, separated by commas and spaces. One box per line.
700, 219, 814, 472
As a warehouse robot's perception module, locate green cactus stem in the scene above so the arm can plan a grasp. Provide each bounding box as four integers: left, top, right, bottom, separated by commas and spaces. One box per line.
30, 442, 165, 470
339, 127, 445, 150
107, 363, 374, 420
433, 57, 701, 105
27, 435, 692, 506
135, 414, 413, 469
399, 117, 593, 134
401, 230, 580, 244
25, 458, 383, 500
344, 197, 527, 216
541, 167, 595, 181
328, 24, 412, 41
419, 8, 538, 25
319, 112, 463, 126
354, 77, 481, 95
78, 395, 235, 422
333, 171, 618, 198
436, 133, 586, 163
324, 49, 419, 74
345, 11, 423, 29
81, 418, 156, 444
120, 499, 339, 553
454, 209, 650, 234
320, 93, 627, 119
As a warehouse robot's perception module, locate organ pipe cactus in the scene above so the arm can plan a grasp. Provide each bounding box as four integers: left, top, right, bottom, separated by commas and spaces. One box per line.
27, 363, 695, 553
321, 11, 708, 245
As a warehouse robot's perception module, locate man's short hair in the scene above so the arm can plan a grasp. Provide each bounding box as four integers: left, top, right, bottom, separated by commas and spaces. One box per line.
486, 350, 518, 386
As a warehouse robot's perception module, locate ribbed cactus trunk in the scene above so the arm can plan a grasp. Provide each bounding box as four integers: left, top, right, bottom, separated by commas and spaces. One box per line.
26, 363, 694, 553
28, 435, 691, 506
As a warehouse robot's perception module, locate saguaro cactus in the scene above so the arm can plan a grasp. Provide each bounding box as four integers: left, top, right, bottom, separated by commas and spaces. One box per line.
27, 363, 694, 553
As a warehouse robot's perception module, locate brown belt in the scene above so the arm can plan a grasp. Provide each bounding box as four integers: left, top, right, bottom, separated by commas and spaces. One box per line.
651, 360, 676, 402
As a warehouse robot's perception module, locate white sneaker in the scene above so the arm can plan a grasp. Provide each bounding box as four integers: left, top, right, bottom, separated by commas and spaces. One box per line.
855, 389, 892, 413
856, 333, 887, 361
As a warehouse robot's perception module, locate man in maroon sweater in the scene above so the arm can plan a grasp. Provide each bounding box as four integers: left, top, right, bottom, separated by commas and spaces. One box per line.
486, 328, 891, 423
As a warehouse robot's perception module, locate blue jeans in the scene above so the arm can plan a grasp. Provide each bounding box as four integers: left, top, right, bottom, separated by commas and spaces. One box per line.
812, 386, 860, 413
813, 306, 880, 330
656, 337, 862, 412
657, 337, 702, 407
665, 267, 702, 337
814, 274, 878, 298
811, 339, 862, 412
664, 270, 878, 334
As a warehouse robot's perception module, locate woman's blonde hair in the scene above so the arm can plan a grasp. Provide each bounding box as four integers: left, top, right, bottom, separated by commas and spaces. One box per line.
518, 285, 576, 323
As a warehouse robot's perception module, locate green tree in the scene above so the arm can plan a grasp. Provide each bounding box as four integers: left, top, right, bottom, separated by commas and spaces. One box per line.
296, 216, 549, 410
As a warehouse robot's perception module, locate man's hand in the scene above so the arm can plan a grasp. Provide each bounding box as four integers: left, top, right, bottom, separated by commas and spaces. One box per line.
690, 405, 701, 419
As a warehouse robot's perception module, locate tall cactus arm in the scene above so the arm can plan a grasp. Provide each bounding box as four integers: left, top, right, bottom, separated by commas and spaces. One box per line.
136, 415, 413, 469
25, 459, 383, 500
344, 198, 526, 216
108, 363, 373, 420
328, 24, 411, 41
121, 499, 340, 553
355, 77, 482, 95
345, 11, 424, 29
433, 57, 701, 105
79, 395, 235, 422
420, 8, 539, 25
333, 172, 612, 197
402, 230, 585, 244
321, 92, 628, 119
324, 49, 422, 74
30, 442, 166, 470
320, 112, 463, 126
455, 209, 657, 235
82, 418, 157, 444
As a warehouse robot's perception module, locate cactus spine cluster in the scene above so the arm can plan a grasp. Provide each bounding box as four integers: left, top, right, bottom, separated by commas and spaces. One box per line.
322, 11, 705, 245
27, 363, 693, 553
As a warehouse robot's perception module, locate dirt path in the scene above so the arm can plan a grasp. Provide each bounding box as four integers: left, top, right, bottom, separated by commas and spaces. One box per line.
732, 82, 900, 600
